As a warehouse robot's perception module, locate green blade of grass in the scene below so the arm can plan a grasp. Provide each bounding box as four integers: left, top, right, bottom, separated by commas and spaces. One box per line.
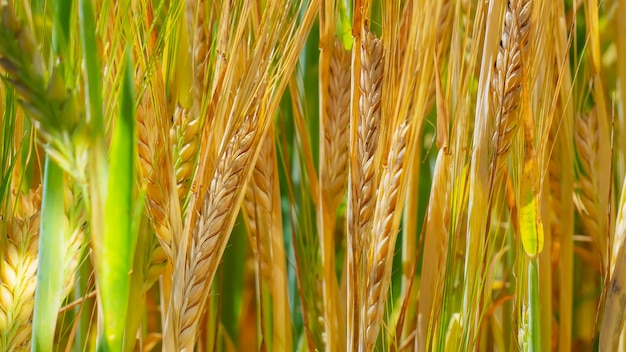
78, 0, 103, 134
51, 0, 72, 60
97, 49, 136, 351
31, 156, 66, 351
527, 258, 541, 352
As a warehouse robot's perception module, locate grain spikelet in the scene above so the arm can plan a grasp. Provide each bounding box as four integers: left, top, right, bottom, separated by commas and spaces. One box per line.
490, 0, 532, 172
0, 188, 41, 351
171, 106, 202, 207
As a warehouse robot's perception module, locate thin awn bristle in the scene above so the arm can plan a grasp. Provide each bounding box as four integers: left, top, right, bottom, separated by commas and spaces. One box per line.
490, 0, 532, 172
0, 188, 41, 351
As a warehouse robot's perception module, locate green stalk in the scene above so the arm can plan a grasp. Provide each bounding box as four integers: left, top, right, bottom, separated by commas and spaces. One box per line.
31, 157, 66, 351
527, 258, 540, 352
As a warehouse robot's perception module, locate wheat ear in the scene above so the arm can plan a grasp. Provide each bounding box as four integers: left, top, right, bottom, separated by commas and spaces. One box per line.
347, 29, 383, 350
168, 0, 211, 208
0, 5, 87, 184
61, 184, 86, 298
351, 30, 384, 248
575, 109, 605, 263
318, 37, 351, 352
364, 119, 410, 351
0, 188, 41, 351
166, 113, 259, 350
322, 39, 352, 211
490, 0, 532, 172
243, 128, 276, 286
137, 81, 181, 263
187, 0, 210, 108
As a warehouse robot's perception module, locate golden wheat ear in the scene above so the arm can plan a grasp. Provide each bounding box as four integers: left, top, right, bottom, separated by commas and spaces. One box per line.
0, 187, 41, 351
137, 70, 182, 265
490, 0, 533, 174
574, 109, 606, 266
165, 110, 260, 350
347, 29, 383, 351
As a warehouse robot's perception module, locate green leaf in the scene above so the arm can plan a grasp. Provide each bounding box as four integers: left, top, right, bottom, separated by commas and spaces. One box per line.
31, 157, 66, 351
51, 0, 72, 59
78, 0, 103, 134
527, 258, 541, 352
519, 158, 544, 257
97, 48, 136, 351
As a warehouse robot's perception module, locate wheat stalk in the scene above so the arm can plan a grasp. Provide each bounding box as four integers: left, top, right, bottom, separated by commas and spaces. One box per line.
416, 151, 452, 351
0, 188, 41, 351
490, 0, 532, 172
